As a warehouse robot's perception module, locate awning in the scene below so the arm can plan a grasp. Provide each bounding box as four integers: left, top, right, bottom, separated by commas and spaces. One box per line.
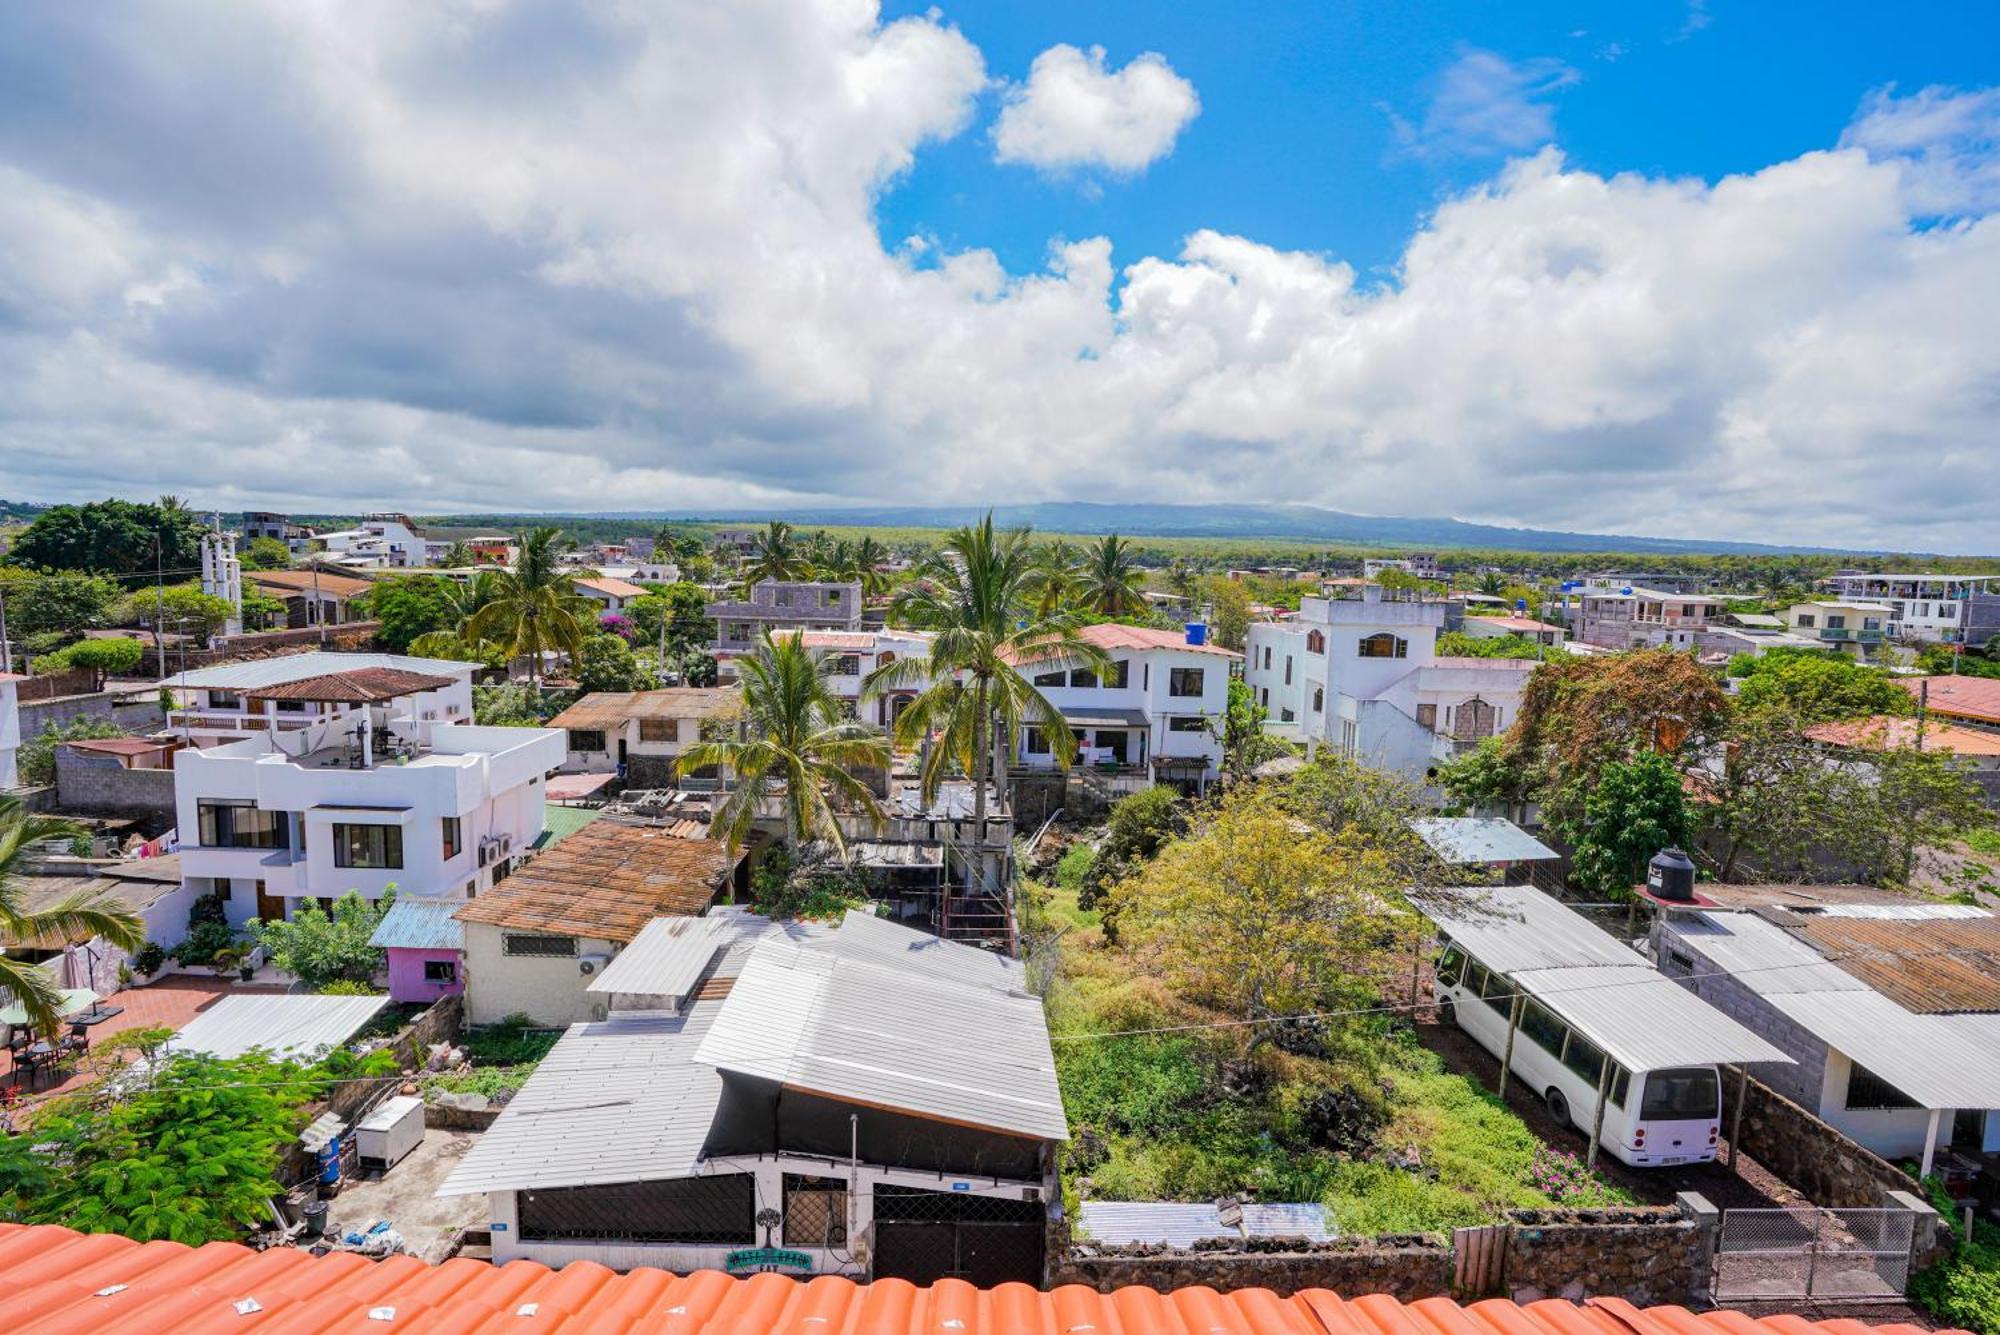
0, 987, 97, 1027
1060, 706, 1149, 729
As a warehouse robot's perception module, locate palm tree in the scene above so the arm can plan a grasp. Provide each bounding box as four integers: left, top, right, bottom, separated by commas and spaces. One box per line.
1476, 572, 1507, 598
0, 798, 144, 1038
409, 570, 505, 664
740, 520, 814, 594
1167, 557, 1199, 603
464, 528, 596, 684
863, 516, 1110, 896
852, 535, 892, 599
677, 633, 888, 856
1026, 539, 1084, 619
439, 540, 476, 568
1078, 533, 1147, 618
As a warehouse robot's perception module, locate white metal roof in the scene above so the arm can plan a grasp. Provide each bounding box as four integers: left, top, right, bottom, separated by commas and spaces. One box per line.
695, 914, 1066, 1142
1509, 964, 1792, 1071
437, 1007, 724, 1197
829, 907, 1027, 992
587, 916, 731, 998
368, 897, 465, 951
162, 651, 475, 691
1409, 817, 1560, 865
1078, 1201, 1333, 1247
1673, 910, 2000, 1108
1418, 884, 1642, 973
166, 993, 389, 1060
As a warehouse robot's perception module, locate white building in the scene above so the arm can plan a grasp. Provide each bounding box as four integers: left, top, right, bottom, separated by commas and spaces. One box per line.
574, 575, 649, 613
774, 628, 934, 729
1244, 586, 1534, 783
1364, 553, 1441, 580
173, 667, 562, 930
1569, 587, 1725, 651
1011, 624, 1236, 795
162, 652, 477, 750
1822, 573, 2000, 644
0, 671, 20, 789
316, 513, 433, 569
438, 908, 1063, 1286
1784, 600, 1899, 660
1460, 614, 1568, 647
545, 687, 742, 787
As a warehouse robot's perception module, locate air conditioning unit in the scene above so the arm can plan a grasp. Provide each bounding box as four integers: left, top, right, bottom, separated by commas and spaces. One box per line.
498, 834, 513, 857
477, 844, 493, 867
579, 954, 609, 976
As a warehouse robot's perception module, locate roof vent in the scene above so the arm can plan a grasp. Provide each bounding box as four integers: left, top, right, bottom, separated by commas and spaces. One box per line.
1646, 847, 1698, 903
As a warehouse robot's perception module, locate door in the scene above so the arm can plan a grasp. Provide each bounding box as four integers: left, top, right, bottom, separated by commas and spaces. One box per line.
254, 879, 286, 923
870, 1187, 1044, 1287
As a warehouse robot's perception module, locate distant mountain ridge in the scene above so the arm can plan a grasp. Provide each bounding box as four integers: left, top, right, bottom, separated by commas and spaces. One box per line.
549, 502, 1889, 557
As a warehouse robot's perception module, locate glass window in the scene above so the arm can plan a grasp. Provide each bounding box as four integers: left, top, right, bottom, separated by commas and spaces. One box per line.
1796, 614, 1816, 628
833, 655, 861, 675
1167, 716, 1208, 733
1608, 1064, 1632, 1108
1169, 667, 1205, 697
1024, 726, 1051, 755
1358, 633, 1407, 658
1435, 945, 1466, 989
333, 823, 403, 870
568, 729, 607, 753
639, 718, 679, 743
423, 959, 457, 983
1107, 660, 1130, 689
208, 691, 242, 710
1639, 1067, 1721, 1119
197, 800, 290, 850
1562, 1033, 1607, 1087
1284, 656, 1292, 685
1070, 667, 1098, 688
504, 933, 576, 957
1312, 686, 1324, 713
1306, 631, 1325, 654
1826, 615, 1846, 629
442, 816, 462, 861
1034, 670, 1065, 687
1520, 1000, 1567, 1055
1844, 1063, 1918, 1111
1479, 967, 1513, 1015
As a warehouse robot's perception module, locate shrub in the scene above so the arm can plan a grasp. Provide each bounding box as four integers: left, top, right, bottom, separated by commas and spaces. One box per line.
463, 1014, 562, 1067
749, 844, 869, 920
170, 919, 238, 968
130, 942, 166, 976
317, 979, 381, 997
250, 889, 394, 989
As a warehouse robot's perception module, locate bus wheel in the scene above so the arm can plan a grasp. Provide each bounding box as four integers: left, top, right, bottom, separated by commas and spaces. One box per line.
1545, 1088, 1571, 1127
1437, 1000, 1456, 1026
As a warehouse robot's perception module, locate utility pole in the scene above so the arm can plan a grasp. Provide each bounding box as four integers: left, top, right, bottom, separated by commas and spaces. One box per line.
0, 584, 10, 675
311, 562, 327, 649
153, 533, 166, 674
1916, 678, 1929, 752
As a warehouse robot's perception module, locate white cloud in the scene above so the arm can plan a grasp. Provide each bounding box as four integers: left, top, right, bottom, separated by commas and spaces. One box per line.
992, 44, 1198, 175
1391, 48, 1579, 159
0, 9, 1995, 550
1842, 84, 2000, 217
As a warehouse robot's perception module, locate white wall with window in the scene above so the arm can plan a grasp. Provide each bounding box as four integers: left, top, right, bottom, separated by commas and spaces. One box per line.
1011, 626, 1234, 788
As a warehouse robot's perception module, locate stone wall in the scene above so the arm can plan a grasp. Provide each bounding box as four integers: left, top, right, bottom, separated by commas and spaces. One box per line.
19, 690, 168, 743
1049, 1235, 1455, 1300
53, 748, 177, 819
1721, 1068, 1916, 1208
1503, 1205, 1711, 1307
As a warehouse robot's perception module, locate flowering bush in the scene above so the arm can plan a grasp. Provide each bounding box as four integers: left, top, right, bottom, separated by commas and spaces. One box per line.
598, 612, 636, 642
1528, 1146, 1619, 1204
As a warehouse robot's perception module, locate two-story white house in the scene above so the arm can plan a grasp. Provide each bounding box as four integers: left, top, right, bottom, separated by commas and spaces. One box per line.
1244, 585, 1535, 784
1009, 624, 1235, 795
172, 667, 563, 930
773, 628, 935, 728
1823, 572, 2000, 644
163, 652, 477, 750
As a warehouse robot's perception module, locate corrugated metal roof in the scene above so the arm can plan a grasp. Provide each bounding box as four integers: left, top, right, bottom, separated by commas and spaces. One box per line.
588, 915, 732, 998
1078, 1201, 1333, 1247
165, 993, 389, 1060
1060, 705, 1151, 728
830, 907, 1027, 991
534, 803, 605, 848
0, 1221, 1954, 1335
1792, 915, 2000, 1013
1666, 913, 1865, 995
161, 651, 474, 691
367, 897, 465, 951
1409, 817, 1560, 865
438, 1007, 724, 1197
696, 913, 1065, 1142
1417, 885, 1641, 973
1509, 965, 1792, 1071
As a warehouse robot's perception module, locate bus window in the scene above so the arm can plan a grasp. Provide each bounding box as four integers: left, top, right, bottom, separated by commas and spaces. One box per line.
1436, 945, 1467, 989
1464, 961, 1489, 999
1608, 1065, 1631, 1108
1562, 1033, 1606, 1087
1639, 1068, 1720, 1120
1520, 1000, 1566, 1055
1479, 969, 1512, 1016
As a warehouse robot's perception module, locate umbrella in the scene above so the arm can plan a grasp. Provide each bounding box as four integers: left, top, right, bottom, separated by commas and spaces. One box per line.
0, 987, 99, 1027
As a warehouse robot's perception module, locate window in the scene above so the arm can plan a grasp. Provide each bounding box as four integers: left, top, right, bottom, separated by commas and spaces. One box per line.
568, 729, 607, 753
1034, 669, 1066, 687
1280, 707, 1295, 722
442, 816, 462, 861
727, 622, 752, 642
1169, 667, 1205, 697
1520, 1000, 1567, 1055
823, 588, 840, 605
1311, 686, 1324, 713
1795, 614, 1816, 628
833, 655, 861, 675
1415, 703, 1437, 730
504, 933, 576, 957
1844, 1063, 1918, 1111
639, 718, 680, 743
1261, 647, 1271, 670
1608, 1065, 1632, 1108
1435, 945, 1466, 989
208, 690, 242, 710
1359, 632, 1407, 659
1069, 667, 1098, 689
1306, 630, 1325, 654
1106, 660, 1130, 689
1863, 617, 1882, 632
1024, 726, 1051, 755
1478, 967, 1513, 1016
1168, 716, 1208, 733
1826, 615, 1847, 630
1562, 1033, 1607, 1087
423, 959, 458, 984
198, 801, 289, 851
1640, 1067, 1721, 1120
519, 1174, 755, 1245
1663, 948, 1694, 976
333, 823, 403, 870
1283, 656, 1292, 685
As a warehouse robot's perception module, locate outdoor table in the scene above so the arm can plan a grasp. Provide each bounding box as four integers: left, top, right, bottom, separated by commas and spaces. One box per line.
71, 1006, 123, 1027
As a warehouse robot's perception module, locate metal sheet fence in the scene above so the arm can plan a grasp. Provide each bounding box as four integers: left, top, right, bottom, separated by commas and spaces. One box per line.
1713, 1206, 1915, 1302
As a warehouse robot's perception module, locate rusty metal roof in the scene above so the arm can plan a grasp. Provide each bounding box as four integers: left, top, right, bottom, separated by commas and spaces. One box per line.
454, 820, 738, 943
244, 666, 459, 702
1795, 915, 2000, 1013
545, 686, 741, 730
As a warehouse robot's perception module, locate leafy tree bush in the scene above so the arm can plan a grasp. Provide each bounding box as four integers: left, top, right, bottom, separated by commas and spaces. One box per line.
316, 979, 381, 996
1556, 751, 1692, 895
366, 574, 464, 652
1731, 648, 1911, 723
34, 635, 144, 686
1, 569, 123, 638
16, 718, 127, 786
473, 682, 551, 725
1079, 785, 1186, 910
1437, 631, 1564, 660
6, 497, 205, 576
122, 584, 237, 639
748, 844, 870, 920
575, 632, 656, 693
250, 890, 394, 989
239, 586, 288, 631
238, 536, 293, 571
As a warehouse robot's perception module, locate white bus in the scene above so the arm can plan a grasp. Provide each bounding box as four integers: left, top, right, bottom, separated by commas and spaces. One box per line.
1434, 939, 1722, 1168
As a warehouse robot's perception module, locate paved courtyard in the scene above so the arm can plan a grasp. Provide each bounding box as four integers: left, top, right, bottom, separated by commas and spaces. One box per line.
321, 1127, 488, 1262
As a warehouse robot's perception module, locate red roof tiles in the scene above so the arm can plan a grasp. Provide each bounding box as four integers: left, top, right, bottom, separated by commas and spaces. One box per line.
0, 1223, 1956, 1335
245, 667, 461, 703
1899, 674, 2000, 726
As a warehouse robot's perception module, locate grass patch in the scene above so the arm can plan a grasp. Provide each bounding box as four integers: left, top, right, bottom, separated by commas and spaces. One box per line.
422, 1065, 540, 1100
1963, 827, 2000, 859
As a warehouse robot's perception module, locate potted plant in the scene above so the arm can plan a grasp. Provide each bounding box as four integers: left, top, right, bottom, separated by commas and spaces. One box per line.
210, 946, 242, 978
130, 942, 166, 985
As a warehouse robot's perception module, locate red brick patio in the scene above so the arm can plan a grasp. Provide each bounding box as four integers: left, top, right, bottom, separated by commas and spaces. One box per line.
2, 975, 291, 1106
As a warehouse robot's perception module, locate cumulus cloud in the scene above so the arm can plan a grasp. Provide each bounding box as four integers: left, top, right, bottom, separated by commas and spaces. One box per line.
0, 6, 1995, 550
1842, 84, 2000, 217
992, 44, 1199, 175
1390, 48, 1579, 160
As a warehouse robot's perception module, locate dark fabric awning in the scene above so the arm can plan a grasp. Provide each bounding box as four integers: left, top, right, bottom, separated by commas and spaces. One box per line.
1060, 706, 1149, 729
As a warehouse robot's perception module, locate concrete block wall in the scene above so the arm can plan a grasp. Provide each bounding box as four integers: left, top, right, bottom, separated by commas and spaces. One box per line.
53, 749, 178, 818
1655, 927, 1830, 1109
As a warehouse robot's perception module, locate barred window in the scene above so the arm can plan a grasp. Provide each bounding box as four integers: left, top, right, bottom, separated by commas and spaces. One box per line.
568, 729, 607, 753
504, 933, 576, 958
519, 1174, 755, 1244
1845, 1062, 1918, 1111
1358, 632, 1408, 659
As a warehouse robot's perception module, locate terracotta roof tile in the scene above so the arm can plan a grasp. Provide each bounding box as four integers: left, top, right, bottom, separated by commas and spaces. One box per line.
1007, 622, 1241, 665
1806, 714, 2000, 757
0, 1222, 1959, 1335
577, 575, 650, 599
245, 666, 460, 703
454, 819, 737, 942
246, 568, 376, 598
1899, 674, 2000, 725
545, 687, 741, 731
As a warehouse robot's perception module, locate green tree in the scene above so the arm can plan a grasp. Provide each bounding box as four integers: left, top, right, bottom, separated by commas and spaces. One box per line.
851, 534, 893, 598
6, 497, 205, 576
472, 681, 550, 726
125, 584, 236, 640
1700, 707, 1847, 882
1437, 631, 1559, 659
575, 632, 656, 693
1199, 574, 1251, 650
1476, 572, 1508, 597
438, 540, 476, 568
239, 586, 287, 631
1732, 649, 1911, 724
367, 574, 467, 652
678, 632, 886, 854
0, 797, 144, 1035
1557, 752, 1692, 896
1026, 539, 1085, 618
739, 520, 813, 593
1, 569, 122, 638
1840, 746, 1994, 886
249, 890, 393, 990
1080, 784, 1187, 910
17, 717, 128, 786
36, 635, 144, 688
674, 646, 721, 687
1434, 735, 1530, 814
464, 527, 596, 683
238, 537, 292, 571
1213, 676, 1292, 784
1077, 533, 1147, 618
627, 581, 715, 653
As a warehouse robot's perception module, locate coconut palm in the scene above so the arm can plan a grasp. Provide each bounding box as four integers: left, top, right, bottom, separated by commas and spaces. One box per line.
408, 570, 506, 665
740, 520, 814, 595
852, 535, 892, 599
463, 527, 596, 684
864, 516, 1110, 893
1077, 533, 1148, 618
439, 540, 476, 568
1476, 572, 1507, 598
1026, 539, 1084, 619
1167, 557, 1199, 603
677, 632, 887, 856
0, 798, 144, 1038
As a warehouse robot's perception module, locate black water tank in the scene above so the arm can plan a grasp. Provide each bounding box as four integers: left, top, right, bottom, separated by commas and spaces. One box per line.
1646, 847, 1697, 902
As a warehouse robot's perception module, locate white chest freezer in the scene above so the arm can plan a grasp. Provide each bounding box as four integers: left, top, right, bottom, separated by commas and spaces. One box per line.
354, 1095, 425, 1170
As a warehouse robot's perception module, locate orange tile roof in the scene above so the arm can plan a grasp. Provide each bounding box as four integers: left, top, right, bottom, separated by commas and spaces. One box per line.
1805, 714, 2000, 757
578, 575, 650, 599
0, 1222, 1954, 1335
455, 819, 736, 942
1467, 615, 1564, 634
1007, 623, 1240, 664
1899, 674, 2000, 725
246, 568, 376, 598
245, 666, 460, 703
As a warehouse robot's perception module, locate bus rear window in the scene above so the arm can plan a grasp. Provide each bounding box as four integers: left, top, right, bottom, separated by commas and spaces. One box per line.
1639, 1068, 1720, 1120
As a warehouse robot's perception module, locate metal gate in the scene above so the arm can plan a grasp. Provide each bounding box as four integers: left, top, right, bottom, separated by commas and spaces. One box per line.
1713, 1206, 1916, 1302
871, 1186, 1044, 1288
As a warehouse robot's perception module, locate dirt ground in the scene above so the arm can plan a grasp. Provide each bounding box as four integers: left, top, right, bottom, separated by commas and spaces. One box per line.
321, 1127, 487, 1263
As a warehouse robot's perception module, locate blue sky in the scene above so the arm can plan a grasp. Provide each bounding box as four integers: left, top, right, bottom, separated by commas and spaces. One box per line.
0, 2, 1996, 549
879, 0, 2000, 278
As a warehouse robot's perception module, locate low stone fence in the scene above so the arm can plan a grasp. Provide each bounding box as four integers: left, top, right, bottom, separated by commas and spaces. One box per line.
424, 1100, 502, 1132
1503, 1204, 1712, 1306
1721, 1068, 1914, 1208
1049, 1234, 1454, 1300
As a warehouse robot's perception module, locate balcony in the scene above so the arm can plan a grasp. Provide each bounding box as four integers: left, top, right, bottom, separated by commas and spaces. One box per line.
1819, 628, 1853, 641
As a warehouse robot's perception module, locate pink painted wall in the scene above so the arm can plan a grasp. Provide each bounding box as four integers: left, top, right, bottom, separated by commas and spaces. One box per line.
385, 947, 464, 1003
